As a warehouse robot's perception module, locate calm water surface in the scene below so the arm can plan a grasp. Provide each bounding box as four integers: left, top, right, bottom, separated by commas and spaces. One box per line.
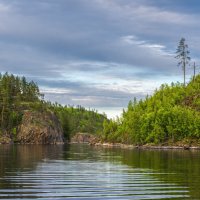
0, 144, 200, 200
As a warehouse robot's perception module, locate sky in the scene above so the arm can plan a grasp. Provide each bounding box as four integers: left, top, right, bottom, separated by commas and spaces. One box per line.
0, 0, 200, 118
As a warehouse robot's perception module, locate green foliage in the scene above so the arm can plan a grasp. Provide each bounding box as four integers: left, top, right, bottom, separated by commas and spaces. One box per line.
0, 73, 42, 135
47, 104, 108, 140
102, 75, 200, 145
0, 73, 108, 141
0, 73, 108, 142
102, 119, 119, 142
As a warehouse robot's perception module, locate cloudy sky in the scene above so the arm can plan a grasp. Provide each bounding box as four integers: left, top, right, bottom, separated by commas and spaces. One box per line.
0, 0, 200, 118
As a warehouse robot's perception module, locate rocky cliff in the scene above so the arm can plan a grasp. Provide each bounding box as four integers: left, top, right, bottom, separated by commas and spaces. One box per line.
16, 111, 64, 144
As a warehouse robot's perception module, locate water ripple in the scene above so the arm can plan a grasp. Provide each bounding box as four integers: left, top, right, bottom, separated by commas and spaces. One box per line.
0, 160, 190, 200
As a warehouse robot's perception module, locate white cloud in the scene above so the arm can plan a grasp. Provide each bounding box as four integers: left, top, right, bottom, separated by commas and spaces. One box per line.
0, 0, 199, 117
121, 35, 175, 57
40, 88, 72, 94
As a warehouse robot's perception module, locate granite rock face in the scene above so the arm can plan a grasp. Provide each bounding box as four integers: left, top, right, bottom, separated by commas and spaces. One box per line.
16, 111, 64, 144
71, 133, 97, 144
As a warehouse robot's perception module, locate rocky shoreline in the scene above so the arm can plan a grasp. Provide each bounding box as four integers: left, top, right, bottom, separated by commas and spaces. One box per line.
0, 110, 64, 145
68, 133, 200, 150
70, 133, 97, 144
92, 142, 200, 150
1, 129, 200, 151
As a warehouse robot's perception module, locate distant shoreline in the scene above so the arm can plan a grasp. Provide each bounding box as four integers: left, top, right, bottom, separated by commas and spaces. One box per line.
69, 133, 200, 150
91, 142, 200, 150
1, 140, 200, 150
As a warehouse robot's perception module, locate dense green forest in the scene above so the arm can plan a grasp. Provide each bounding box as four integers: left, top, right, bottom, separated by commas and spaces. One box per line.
102, 75, 200, 146
45, 103, 107, 140
0, 73, 41, 136
2, 70, 200, 146
0, 73, 107, 140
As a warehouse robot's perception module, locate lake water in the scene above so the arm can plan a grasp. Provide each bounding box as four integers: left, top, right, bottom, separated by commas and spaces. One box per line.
0, 144, 200, 200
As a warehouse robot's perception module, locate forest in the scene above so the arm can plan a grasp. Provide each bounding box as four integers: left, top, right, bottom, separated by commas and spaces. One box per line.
0, 73, 107, 140
2, 71, 200, 146
102, 75, 200, 146
2, 37, 200, 147
101, 38, 200, 146
46, 102, 107, 140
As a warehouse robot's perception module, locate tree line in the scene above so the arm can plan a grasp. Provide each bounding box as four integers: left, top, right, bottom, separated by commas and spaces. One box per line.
45, 102, 107, 140
0, 73, 107, 140
101, 38, 200, 146
102, 76, 200, 145
0, 73, 41, 135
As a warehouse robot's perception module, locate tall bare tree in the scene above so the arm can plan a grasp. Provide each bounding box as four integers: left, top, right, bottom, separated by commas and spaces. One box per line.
175, 38, 190, 86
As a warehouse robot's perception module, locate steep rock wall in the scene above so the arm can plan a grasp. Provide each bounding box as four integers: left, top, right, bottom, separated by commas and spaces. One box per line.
16, 111, 64, 144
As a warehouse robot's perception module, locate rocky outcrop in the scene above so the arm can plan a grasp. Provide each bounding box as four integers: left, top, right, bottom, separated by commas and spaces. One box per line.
0, 135, 13, 144
16, 111, 64, 144
71, 133, 98, 144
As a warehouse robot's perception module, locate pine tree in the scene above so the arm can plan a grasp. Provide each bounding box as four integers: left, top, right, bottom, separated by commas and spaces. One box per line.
175, 38, 190, 86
